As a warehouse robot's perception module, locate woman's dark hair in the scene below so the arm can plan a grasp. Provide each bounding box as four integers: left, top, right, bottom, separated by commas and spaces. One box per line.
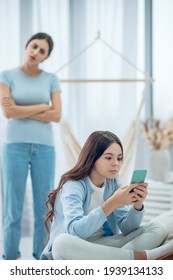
25, 32, 54, 57
45, 131, 123, 235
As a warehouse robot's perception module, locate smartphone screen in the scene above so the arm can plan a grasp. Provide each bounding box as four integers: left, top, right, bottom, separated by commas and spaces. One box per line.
130, 169, 147, 192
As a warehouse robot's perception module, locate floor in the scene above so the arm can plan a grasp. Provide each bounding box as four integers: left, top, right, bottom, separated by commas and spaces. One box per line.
0, 237, 35, 260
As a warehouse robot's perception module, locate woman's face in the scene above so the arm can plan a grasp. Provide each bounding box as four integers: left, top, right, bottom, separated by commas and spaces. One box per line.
92, 142, 123, 180
25, 39, 49, 65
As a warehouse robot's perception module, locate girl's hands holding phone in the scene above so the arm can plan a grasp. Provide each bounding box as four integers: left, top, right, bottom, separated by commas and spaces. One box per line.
113, 184, 140, 206
131, 182, 148, 210
102, 184, 148, 217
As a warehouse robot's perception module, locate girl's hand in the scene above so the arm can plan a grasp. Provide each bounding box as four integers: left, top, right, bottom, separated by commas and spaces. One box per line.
102, 184, 138, 216
112, 184, 142, 207
101, 183, 148, 217
108, 184, 141, 208
131, 182, 148, 210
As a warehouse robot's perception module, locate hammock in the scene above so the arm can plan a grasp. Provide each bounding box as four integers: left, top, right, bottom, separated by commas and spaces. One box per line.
56, 33, 153, 183
55, 32, 154, 84
59, 117, 81, 169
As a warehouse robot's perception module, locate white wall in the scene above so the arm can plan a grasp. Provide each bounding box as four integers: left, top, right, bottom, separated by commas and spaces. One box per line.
153, 0, 173, 119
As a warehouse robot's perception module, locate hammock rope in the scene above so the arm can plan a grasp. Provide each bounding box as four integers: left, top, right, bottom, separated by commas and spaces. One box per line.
55, 32, 154, 84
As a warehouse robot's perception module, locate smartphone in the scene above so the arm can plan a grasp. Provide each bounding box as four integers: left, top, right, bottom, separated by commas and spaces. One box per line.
129, 169, 147, 192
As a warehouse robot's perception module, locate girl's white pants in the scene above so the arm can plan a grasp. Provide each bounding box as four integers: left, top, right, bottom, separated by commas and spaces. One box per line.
52, 221, 168, 260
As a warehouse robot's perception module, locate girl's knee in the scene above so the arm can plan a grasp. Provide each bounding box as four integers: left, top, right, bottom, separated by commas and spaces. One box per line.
52, 233, 78, 259
144, 221, 168, 240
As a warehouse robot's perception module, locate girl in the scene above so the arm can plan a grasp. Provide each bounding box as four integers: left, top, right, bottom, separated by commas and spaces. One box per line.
0, 32, 61, 259
41, 131, 173, 260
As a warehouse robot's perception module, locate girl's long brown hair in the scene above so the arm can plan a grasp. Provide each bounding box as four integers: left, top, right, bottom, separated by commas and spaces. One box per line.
45, 131, 123, 235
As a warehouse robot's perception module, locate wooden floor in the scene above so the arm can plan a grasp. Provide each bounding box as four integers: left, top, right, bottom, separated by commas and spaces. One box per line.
158, 253, 173, 260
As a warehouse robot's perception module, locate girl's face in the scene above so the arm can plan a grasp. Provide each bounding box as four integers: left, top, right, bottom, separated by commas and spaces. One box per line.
92, 142, 123, 181
25, 39, 49, 65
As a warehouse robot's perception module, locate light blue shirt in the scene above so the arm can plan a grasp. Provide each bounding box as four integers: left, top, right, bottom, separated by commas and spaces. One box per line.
46, 176, 144, 255
0, 67, 61, 146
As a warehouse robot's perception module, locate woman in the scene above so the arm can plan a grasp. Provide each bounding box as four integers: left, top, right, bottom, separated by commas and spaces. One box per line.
0, 32, 61, 259
41, 131, 173, 260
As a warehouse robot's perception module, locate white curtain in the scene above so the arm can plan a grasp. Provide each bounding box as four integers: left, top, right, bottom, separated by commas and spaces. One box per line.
61, 0, 143, 144
32, 0, 70, 181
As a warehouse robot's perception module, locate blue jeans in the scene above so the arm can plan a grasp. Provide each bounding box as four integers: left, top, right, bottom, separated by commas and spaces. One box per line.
2, 143, 55, 260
